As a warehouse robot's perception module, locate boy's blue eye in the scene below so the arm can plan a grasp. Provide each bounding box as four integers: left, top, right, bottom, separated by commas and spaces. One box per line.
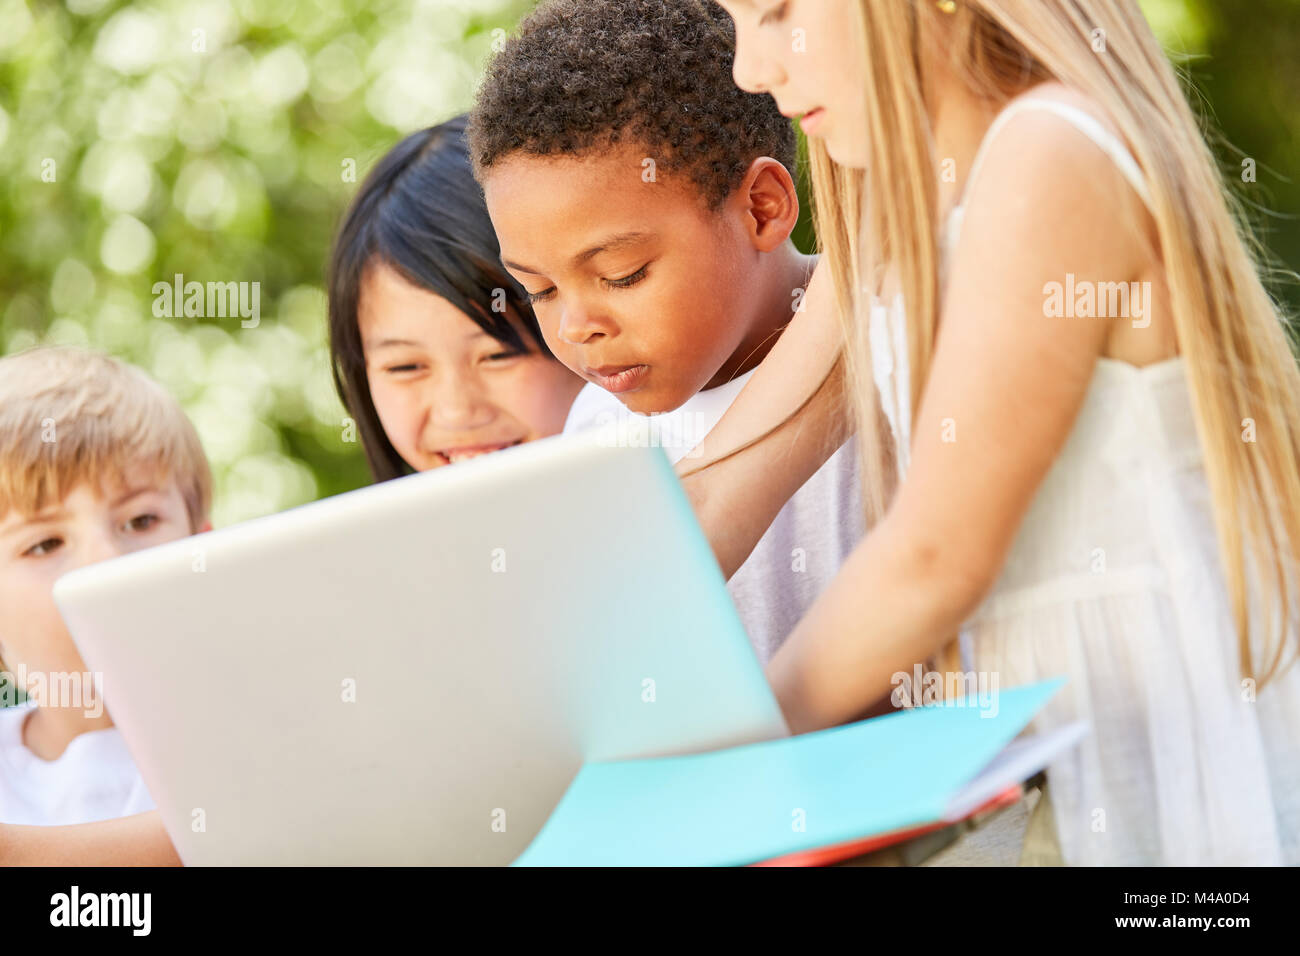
603, 264, 649, 289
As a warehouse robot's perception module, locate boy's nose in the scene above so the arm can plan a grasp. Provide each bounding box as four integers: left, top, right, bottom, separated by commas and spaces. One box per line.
557, 300, 613, 346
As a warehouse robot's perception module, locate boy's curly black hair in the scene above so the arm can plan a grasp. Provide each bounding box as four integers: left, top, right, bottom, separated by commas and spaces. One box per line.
467, 0, 797, 209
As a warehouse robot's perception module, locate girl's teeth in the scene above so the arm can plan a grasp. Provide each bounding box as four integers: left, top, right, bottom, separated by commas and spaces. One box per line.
444, 444, 509, 464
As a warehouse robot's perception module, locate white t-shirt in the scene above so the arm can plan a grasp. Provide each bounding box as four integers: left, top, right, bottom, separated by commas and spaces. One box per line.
564, 373, 864, 663
0, 702, 155, 825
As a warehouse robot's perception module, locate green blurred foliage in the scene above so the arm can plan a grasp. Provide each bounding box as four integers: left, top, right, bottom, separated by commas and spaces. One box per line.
0, 0, 532, 528
1159, 0, 1300, 319
0, 0, 1295, 531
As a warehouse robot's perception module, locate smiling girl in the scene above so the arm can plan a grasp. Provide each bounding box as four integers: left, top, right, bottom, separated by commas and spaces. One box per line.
328, 114, 584, 479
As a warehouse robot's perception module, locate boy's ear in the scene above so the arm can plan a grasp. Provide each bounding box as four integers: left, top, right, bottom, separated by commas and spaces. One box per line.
732, 157, 800, 253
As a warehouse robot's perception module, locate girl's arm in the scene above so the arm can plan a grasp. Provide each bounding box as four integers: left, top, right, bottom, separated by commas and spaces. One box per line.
0, 811, 182, 866
676, 258, 854, 579
767, 109, 1152, 732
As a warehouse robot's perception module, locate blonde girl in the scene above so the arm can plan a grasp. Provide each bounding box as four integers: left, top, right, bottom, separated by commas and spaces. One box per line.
690, 0, 1300, 865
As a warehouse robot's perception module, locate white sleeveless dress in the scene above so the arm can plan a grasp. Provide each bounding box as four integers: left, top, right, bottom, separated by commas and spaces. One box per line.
870, 96, 1300, 866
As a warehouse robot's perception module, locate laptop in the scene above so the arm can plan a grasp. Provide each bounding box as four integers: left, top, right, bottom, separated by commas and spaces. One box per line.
53, 433, 788, 865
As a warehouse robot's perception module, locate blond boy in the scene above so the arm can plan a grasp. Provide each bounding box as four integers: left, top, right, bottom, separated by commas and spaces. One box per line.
0, 346, 211, 826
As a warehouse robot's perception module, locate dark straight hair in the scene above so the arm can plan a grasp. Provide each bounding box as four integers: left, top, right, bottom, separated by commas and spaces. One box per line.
327, 113, 551, 482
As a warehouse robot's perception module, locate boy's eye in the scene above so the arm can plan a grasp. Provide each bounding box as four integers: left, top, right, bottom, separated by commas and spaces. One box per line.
23, 537, 63, 558
525, 264, 647, 304
385, 363, 423, 374
603, 264, 649, 290
126, 514, 160, 533
484, 350, 524, 363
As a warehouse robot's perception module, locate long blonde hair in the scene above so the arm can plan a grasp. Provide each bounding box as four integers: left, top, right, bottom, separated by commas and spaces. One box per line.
810, 0, 1300, 687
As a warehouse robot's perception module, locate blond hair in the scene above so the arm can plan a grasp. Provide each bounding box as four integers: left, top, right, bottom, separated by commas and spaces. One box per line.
0, 346, 212, 532
808, 0, 1300, 686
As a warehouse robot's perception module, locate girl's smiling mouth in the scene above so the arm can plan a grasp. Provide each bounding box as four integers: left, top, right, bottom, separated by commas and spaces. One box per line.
432, 440, 523, 465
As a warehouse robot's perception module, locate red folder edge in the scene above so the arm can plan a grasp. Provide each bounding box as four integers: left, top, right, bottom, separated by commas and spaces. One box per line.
751, 784, 1025, 867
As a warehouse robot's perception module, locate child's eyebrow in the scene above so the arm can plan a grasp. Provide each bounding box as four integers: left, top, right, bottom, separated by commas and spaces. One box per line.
0, 507, 67, 537
0, 514, 51, 537
3, 486, 162, 529
365, 337, 421, 351
503, 230, 656, 276
111, 486, 161, 507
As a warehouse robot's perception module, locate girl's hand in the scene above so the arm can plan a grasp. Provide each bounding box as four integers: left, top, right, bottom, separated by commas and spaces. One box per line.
676, 257, 852, 579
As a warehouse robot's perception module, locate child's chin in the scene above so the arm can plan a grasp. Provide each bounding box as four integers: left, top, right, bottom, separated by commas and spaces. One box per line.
618, 388, 681, 417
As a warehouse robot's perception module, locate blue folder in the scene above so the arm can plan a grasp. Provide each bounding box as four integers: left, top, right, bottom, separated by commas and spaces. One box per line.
514, 678, 1064, 866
